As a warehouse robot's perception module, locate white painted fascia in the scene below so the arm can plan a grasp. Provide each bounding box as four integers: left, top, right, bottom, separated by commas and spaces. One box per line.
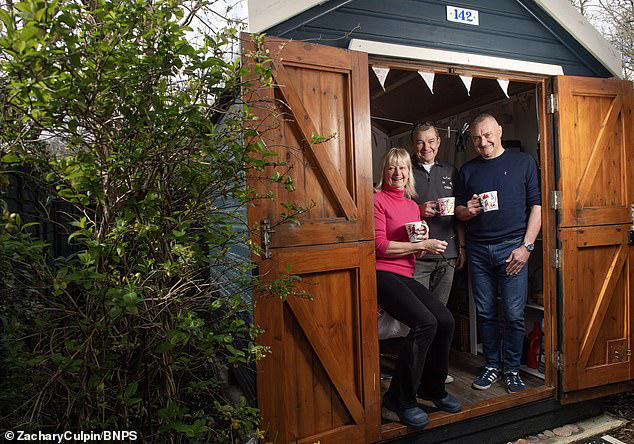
349, 39, 564, 76
247, 0, 327, 33
534, 0, 623, 79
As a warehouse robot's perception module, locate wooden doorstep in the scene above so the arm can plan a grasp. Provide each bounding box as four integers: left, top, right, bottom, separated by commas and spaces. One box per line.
377, 348, 553, 441
379, 386, 555, 441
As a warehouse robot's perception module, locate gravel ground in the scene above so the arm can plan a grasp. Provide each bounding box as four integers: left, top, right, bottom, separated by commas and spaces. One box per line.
574, 391, 634, 444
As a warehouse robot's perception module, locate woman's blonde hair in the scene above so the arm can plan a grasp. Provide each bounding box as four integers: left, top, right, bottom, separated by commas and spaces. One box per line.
375, 147, 417, 199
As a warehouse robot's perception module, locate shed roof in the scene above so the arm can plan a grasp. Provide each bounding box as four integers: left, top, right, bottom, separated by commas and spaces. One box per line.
247, 0, 623, 79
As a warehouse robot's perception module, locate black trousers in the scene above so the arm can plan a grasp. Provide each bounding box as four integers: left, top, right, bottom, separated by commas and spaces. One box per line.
377, 270, 454, 408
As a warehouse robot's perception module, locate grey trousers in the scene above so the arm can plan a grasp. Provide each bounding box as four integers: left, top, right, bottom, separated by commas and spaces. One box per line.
413, 258, 456, 306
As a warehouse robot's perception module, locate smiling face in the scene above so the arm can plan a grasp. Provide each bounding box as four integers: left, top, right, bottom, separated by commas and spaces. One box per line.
384, 162, 409, 190
471, 116, 504, 159
413, 128, 440, 164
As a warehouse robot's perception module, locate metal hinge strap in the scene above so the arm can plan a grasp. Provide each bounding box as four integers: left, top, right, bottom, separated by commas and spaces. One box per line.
260, 219, 274, 259
553, 249, 561, 269
555, 351, 564, 370
629, 204, 634, 246
551, 190, 561, 210
547, 93, 559, 113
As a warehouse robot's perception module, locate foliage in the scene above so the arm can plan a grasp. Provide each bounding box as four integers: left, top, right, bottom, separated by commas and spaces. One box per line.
0, 1, 307, 442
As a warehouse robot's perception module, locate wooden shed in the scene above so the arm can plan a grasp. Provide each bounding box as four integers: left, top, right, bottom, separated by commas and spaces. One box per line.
242, 1, 633, 442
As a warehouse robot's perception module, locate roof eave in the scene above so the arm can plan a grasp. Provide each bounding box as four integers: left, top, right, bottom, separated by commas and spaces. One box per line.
247, 0, 328, 33
533, 0, 623, 79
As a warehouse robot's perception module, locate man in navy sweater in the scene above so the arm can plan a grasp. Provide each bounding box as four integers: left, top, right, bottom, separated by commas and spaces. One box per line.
455, 114, 541, 393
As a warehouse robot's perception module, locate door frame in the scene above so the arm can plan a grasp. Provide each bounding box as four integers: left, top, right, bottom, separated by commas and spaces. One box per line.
367, 55, 558, 437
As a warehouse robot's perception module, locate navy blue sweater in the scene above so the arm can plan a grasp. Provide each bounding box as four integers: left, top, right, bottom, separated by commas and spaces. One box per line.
455, 150, 541, 243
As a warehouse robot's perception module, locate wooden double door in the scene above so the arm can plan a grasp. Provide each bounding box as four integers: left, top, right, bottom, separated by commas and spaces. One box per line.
243, 34, 634, 443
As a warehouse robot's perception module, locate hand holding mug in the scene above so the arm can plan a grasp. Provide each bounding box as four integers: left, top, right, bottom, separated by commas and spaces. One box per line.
405, 221, 428, 242
420, 200, 438, 218
415, 224, 429, 240
466, 194, 483, 216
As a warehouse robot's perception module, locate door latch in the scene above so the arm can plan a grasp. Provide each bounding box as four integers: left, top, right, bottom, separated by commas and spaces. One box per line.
261, 219, 274, 259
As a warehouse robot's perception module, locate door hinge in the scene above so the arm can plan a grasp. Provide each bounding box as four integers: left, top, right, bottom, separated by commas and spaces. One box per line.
555, 351, 565, 370
553, 248, 562, 269
260, 219, 274, 259
547, 93, 559, 113
629, 204, 634, 245
551, 190, 561, 210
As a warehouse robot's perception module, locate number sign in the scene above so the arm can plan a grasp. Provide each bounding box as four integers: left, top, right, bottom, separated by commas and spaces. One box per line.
446, 6, 479, 26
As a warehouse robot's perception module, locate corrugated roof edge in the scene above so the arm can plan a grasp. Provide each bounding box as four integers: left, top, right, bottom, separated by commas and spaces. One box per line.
247, 0, 624, 79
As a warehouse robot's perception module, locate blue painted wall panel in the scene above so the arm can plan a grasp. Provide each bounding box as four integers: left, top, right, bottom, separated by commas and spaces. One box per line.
265, 0, 611, 77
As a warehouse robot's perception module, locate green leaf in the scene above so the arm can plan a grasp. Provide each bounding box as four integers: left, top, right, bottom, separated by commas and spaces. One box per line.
14, 2, 31, 13
15, 39, 26, 52
124, 382, 138, 398
0, 9, 12, 30
1, 152, 20, 163
68, 119, 78, 133
21, 24, 42, 42
156, 342, 173, 353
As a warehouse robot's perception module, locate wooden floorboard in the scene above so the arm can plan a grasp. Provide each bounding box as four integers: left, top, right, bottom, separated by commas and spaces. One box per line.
380, 348, 545, 424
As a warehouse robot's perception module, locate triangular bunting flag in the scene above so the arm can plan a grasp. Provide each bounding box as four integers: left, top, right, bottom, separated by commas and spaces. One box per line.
497, 79, 510, 98
372, 66, 390, 90
459, 75, 472, 95
418, 71, 435, 94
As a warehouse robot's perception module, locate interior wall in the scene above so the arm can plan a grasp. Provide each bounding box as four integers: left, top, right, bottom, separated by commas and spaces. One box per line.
371, 125, 390, 185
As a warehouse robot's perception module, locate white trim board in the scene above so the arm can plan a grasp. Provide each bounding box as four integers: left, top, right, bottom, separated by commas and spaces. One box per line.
247, 0, 327, 34
349, 39, 564, 76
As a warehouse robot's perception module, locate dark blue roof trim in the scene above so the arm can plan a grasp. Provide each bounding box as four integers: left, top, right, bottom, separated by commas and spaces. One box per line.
264, 0, 611, 78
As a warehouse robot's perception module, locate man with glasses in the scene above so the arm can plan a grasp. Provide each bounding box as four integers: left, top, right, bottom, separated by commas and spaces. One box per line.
455, 114, 541, 393
410, 122, 466, 385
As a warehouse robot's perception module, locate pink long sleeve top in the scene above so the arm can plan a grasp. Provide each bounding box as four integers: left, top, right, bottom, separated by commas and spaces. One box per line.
374, 185, 421, 278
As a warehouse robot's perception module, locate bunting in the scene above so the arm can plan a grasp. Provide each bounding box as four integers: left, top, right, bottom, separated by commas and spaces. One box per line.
418, 71, 435, 94
497, 79, 510, 98
459, 75, 473, 95
372, 66, 390, 90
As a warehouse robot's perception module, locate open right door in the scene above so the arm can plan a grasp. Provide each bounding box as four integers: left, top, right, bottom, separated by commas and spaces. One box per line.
553, 76, 634, 395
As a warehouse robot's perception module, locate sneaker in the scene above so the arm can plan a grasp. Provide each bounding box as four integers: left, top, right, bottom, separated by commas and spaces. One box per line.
383, 392, 429, 429
504, 371, 527, 393
472, 366, 501, 390
445, 374, 454, 384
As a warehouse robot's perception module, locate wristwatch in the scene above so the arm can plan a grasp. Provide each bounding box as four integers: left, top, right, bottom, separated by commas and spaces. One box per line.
523, 242, 534, 252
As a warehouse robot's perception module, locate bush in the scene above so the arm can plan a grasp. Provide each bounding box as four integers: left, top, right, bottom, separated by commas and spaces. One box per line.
0, 1, 301, 442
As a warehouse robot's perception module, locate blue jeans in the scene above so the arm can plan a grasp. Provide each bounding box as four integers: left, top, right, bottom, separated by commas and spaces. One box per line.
468, 237, 527, 372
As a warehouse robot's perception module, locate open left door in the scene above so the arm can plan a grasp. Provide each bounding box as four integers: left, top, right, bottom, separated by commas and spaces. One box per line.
241, 34, 380, 443
552, 75, 634, 396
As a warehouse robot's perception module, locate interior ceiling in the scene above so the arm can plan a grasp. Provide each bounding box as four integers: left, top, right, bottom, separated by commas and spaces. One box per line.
369, 68, 535, 136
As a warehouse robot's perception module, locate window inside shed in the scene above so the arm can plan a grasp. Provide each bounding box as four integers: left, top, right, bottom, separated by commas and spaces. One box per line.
369, 68, 546, 420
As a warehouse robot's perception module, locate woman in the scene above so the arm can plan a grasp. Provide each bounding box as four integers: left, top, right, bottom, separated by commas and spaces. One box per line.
374, 147, 461, 429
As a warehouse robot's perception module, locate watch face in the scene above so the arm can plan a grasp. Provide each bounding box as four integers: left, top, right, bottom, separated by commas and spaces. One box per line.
525, 242, 534, 252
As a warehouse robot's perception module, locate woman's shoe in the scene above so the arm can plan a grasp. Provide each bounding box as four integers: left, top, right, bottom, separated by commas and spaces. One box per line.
417, 391, 462, 413
383, 393, 429, 429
